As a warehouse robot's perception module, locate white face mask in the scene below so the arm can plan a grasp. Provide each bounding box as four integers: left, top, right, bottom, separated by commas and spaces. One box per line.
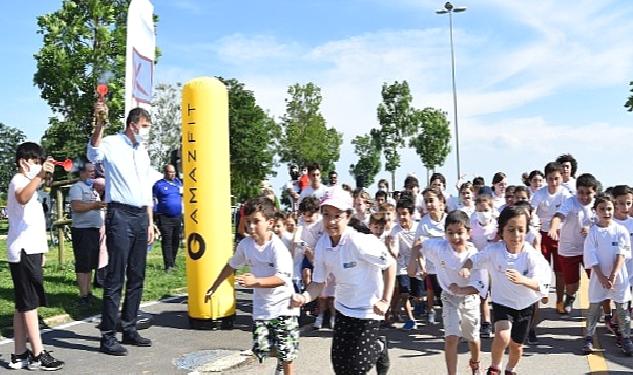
476, 211, 493, 224
25, 162, 42, 180
135, 127, 150, 145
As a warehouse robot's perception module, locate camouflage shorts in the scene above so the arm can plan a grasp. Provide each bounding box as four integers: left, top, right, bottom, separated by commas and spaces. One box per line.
252, 316, 299, 363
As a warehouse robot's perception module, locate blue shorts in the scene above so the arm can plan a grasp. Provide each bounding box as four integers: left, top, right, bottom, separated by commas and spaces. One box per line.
396, 275, 424, 297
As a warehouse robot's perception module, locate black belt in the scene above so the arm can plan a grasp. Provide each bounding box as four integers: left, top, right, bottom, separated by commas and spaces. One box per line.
109, 201, 147, 213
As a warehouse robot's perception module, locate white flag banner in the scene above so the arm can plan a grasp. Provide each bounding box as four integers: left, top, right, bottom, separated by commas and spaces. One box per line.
124, 0, 155, 121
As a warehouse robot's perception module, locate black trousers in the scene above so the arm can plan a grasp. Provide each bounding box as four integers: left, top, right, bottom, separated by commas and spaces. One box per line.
156, 214, 182, 269
101, 203, 148, 335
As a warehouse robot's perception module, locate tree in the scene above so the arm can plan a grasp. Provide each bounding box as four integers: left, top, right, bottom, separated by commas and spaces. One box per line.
148, 83, 181, 169
0, 123, 26, 197
349, 134, 381, 188
626, 81, 633, 112
34, 0, 158, 160
279, 83, 342, 174
409, 108, 452, 180
223, 78, 281, 203
373, 81, 417, 189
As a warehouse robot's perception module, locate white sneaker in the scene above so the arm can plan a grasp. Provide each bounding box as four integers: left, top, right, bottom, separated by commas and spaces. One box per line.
314, 315, 324, 329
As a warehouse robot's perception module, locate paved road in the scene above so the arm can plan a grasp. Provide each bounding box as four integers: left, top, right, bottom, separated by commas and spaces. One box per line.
0, 283, 631, 374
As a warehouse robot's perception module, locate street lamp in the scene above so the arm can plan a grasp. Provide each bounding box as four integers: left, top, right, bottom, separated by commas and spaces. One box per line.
436, 1, 466, 182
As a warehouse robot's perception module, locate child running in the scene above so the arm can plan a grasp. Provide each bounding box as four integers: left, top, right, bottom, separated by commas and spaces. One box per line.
460, 206, 551, 375
582, 193, 633, 356
205, 197, 299, 374
415, 210, 488, 375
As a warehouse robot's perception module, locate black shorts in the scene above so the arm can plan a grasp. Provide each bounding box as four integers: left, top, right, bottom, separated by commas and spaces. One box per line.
9, 250, 48, 312
492, 302, 534, 344
397, 275, 424, 297
425, 274, 442, 296
71, 227, 100, 273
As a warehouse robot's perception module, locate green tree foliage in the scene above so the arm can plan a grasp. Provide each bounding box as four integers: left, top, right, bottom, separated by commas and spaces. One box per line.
0, 123, 26, 196
149, 83, 181, 169
409, 108, 452, 174
349, 134, 381, 188
373, 81, 417, 188
34, 0, 158, 160
223, 78, 281, 203
626, 81, 633, 112
279, 83, 342, 173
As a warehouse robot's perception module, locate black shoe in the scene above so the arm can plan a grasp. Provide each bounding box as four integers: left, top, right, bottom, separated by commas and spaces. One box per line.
376, 335, 390, 375
100, 335, 128, 356
30, 350, 64, 371
122, 331, 152, 347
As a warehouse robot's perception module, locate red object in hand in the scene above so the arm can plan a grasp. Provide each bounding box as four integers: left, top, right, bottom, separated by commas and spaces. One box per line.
52, 158, 73, 172
97, 83, 108, 101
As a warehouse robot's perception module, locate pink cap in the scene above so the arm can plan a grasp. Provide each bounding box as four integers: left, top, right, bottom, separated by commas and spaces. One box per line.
320, 188, 353, 211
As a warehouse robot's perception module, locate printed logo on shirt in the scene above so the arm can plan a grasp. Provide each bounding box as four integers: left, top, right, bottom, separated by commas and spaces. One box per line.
268, 262, 275, 268
343, 261, 357, 269
440, 260, 446, 267
612, 241, 618, 247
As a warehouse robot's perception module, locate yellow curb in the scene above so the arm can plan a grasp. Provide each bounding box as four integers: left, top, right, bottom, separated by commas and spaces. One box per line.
579, 271, 609, 374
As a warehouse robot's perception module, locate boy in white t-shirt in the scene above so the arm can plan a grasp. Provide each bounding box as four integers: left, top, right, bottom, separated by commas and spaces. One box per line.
7, 143, 64, 371
416, 210, 488, 375
582, 194, 633, 356
548, 173, 598, 316
611, 185, 633, 335
531, 161, 572, 314
460, 206, 551, 375
206, 197, 299, 374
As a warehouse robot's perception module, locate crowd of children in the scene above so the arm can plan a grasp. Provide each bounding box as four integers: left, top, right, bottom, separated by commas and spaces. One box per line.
208, 155, 633, 375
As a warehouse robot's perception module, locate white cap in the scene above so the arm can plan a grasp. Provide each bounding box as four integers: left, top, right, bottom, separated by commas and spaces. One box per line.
320, 189, 353, 211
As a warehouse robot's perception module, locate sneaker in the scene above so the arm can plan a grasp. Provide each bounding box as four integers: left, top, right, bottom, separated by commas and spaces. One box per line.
480, 322, 492, 339
486, 367, 501, 375
582, 336, 594, 355
313, 314, 323, 329
605, 315, 620, 336
122, 331, 152, 347
469, 359, 481, 375
402, 320, 416, 330
8, 350, 32, 370
563, 294, 575, 314
556, 301, 565, 314
375, 335, 390, 375
504, 371, 517, 375
100, 335, 128, 356
622, 338, 633, 356
29, 350, 64, 371
527, 329, 538, 344
427, 310, 436, 324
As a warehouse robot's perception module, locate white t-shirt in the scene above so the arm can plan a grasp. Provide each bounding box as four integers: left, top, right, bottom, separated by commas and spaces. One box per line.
583, 222, 632, 304
298, 185, 330, 204
457, 203, 475, 218
471, 242, 551, 310
229, 236, 299, 320
491, 192, 505, 212
415, 213, 446, 274
313, 227, 395, 320
557, 196, 594, 257
614, 217, 633, 285
531, 186, 572, 232
7, 174, 49, 263
469, 218, 497, 252
390, 221, 419, 275
422, 239, 488, 297
300, 220, 324, 249
562, 177, 576, 195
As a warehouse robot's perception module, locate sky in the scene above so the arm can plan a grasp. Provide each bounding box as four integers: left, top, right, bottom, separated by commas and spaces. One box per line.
1, 0, 633, 195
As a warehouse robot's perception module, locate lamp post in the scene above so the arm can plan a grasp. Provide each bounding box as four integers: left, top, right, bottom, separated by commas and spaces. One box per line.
436, 1, 466, 182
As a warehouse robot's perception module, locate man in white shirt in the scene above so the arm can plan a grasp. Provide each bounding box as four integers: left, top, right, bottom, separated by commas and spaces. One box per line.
298, 163, 330, 204
88, 102, 156, 356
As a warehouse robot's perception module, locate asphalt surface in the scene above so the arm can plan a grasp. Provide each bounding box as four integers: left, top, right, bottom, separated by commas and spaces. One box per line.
0, 285, 632, 374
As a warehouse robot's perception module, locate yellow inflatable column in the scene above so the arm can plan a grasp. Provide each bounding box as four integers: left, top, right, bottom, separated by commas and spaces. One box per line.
182, 77, 235, 328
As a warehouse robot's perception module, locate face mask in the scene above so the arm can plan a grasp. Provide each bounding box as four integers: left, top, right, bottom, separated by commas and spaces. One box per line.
84, 178, 94, 187
25, 162, 42, 180
135, 127, 150, 145
476, 211, 492, 224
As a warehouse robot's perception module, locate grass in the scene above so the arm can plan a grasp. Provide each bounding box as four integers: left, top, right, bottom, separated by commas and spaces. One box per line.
0, 239, 188, 337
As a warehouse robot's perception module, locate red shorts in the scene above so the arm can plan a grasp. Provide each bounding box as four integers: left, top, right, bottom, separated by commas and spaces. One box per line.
558, 254, 590, 284
540, 231, 562, 272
